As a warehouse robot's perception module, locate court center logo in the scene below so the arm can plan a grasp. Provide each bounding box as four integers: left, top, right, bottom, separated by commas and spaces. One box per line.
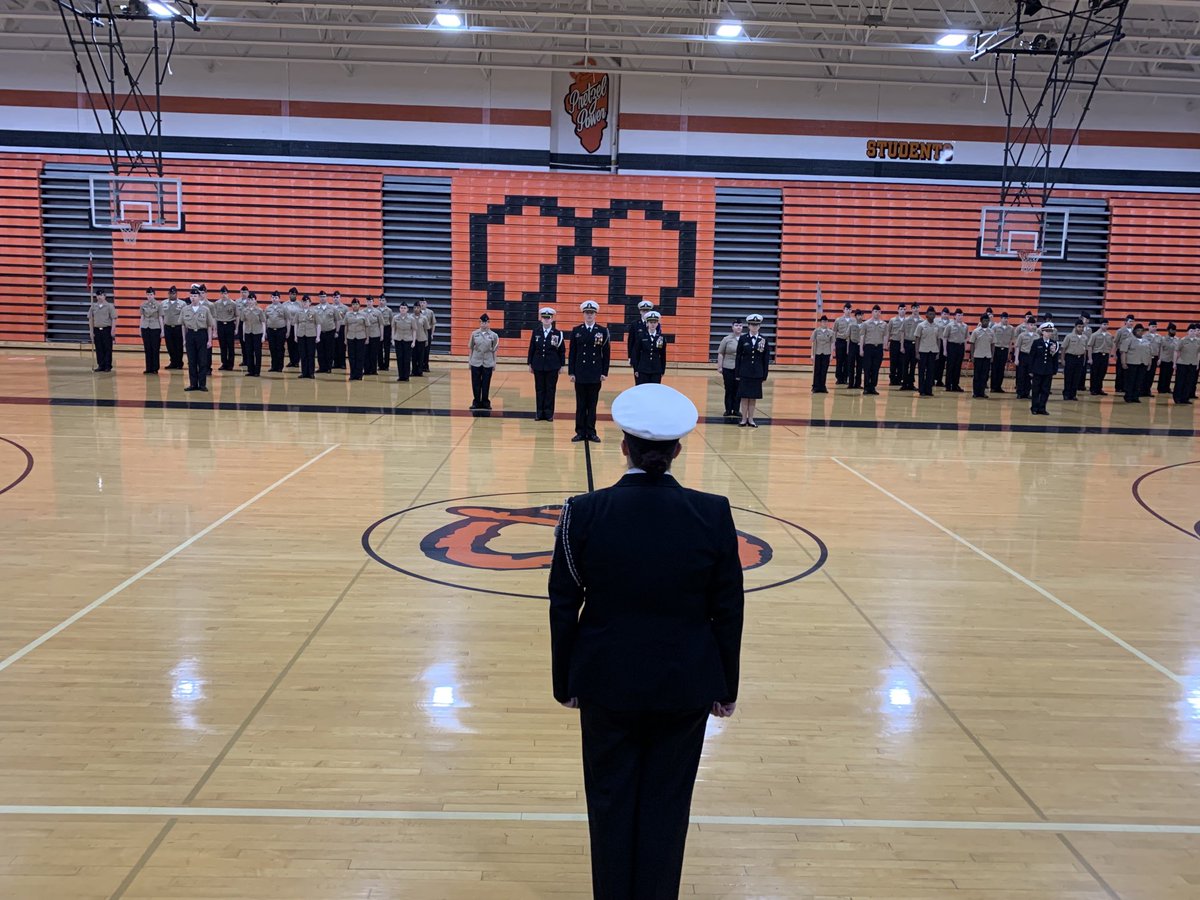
363, 491, 827, 599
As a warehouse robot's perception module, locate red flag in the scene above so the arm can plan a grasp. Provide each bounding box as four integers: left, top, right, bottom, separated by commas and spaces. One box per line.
86, 253, 94, 292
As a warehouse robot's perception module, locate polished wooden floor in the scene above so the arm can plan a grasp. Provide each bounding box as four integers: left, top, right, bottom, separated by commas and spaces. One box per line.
1, 347, 1198, 899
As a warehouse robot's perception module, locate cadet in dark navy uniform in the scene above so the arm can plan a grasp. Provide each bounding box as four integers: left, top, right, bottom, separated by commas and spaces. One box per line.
735, 313, 770, 427
630, 310, 667, 384
528, 306, 566, 421
569, 300, 611, 443
627, 299, 653, 385
1029, 322, 1060, 415
549, 383, 743, 900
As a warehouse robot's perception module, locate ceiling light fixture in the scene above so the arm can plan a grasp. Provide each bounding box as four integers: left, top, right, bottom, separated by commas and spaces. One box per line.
715, 22, 743, 39
434, 11, 463, 28
936, 32, 970, 48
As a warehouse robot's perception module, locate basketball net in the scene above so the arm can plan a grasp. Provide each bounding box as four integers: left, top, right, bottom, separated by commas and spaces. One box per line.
1017, 249, 1042, 274
116, 218, 143, 245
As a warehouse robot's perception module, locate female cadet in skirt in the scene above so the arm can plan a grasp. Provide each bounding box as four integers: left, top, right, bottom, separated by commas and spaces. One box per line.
735, 313, 770, 428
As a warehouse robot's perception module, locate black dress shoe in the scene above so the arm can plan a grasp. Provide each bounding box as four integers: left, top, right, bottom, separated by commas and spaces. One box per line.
588, 433, 601, 443
571, 434, 585, 442
184, 386, 198, 392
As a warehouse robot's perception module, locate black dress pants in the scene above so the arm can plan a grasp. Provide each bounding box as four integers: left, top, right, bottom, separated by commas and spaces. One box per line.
972, 356, 991, 397
267, 327, 286, 371
1123, 364, 1145, 402
470, 365, 494, 406
1173, 364, 1197, 404
847, 344, 862, 388
1114, 352, 1125, 391
1158, 360, 1174, 394
366, 338, 380, 375
92, 326, 113, 371
164, 324, 184, 368
380, 326, 391, 370
347, 337, 365, 380
1142, 358, 1159, 396
812, 354, 830, 393
334, 327, 347, 369
579, 705, 709, 900
317, 331, 335, 372
1062, 355, 1084, 399
834, 338, 848, 384
216, 321, 236, 370
721, 368, 740, 410
141, 327, 161, 373
184, 328, 208, 389
888, 340, 903, 385
1031, 373, 1052, 413
394, 340, 412, 380
901, 340, 917, 388
238, 326, 248, 368
934, 349, 946, 386
298, 335, 316, 378
945, 343, 965, 391
575, 381, 602, 437
991, 348, 1009, 391
1015, 352, 1031, 398
918, 350, 936, 395
286, 332, 299, 367
1089, 353, 1109, 394
638, 372, 663, 385
534, 369, 560, 418
862, 344, 883, 393
245, 332, 263, 376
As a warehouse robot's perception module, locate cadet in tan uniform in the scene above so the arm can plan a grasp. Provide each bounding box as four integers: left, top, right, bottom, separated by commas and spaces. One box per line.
391, 302, 417, 382
846, 310, 864, 390
810, 315, 833, 394
333, 291, 349, 370
942, 309, 968, 393
1013, 318, 1038, 399
345, 298, 368, 380
241, 293, 266, 377
411, 306, 429, 376
418, 299, 437, 374
716, 320, 743, 413
1087, 319, 1114, 395
88, 289, 118, 372
833, 302, 853, 385
1121, 324, 1150, 403
285, 287, 301, 367
1157, 323, 1179, 395
969, 316, 994, 399
315, 294, 338, 373
914, 305, 943, 397
933, 307, 951, 387
1142, 321, 1162, 397
990, 312, 1015, 393
294, 295, 319, 379
237, 285, 251, 369
887, 304, 907, 387
265, 291, 289, 372
859, 305, 887, 395
212, 287, 238, 371
182, 288, 216, 391
468, 313, 500, 409
138, 287, 163, 374
377, 294, 392, 372
900, 307, 919, 390
1060, 320, 1089, 401
162, 286, 186, 369
1172, 323, 1200, 405
363, 299, 382, 376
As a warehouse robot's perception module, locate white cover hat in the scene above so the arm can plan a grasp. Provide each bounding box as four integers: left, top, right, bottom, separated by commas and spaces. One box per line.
580, 300, 600, 312
637, 300, 654, 311
539, 307, 556, 316
611, 384, 699, 442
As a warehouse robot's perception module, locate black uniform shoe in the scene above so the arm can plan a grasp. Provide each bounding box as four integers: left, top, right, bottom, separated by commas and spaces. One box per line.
571, 434, 586, 442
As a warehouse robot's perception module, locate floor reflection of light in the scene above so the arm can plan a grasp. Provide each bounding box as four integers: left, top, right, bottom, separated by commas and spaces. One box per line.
420, 662, 474, 733
169, 658, 209, 733
879, 665, 919, 737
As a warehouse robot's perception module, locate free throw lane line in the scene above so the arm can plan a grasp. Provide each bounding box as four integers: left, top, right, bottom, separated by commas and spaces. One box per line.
0, 444, 341, 674
830, 456, 1185, 686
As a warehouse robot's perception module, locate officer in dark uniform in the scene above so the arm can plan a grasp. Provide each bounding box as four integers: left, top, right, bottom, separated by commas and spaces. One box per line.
630, 310, 667, 384
569, 300, 611, 443
549, 383, 743, 900
627, 299, 653, 385
1029, 322, 1059, 415
528, 306, 566, 421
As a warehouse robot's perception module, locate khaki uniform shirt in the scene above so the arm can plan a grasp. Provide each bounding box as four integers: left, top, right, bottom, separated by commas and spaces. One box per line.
345, 310, 367, 340
181, 303, 215, 331
811, 326, 834, 356
468, 329, 499, 367
848, 320, 863, 343
293, 306, 319, 338
970, 326, 995, 358
88, 301, 117, 329
1176, 336, 1200, 366
717, 333, 740, 368
421, 307, 437, 337
887, 316, 906, 342
901, 316, 919, 341
392, 313, 417, 342
242, 306, 266, 335
915, 319, 942, 353
1014, 327, 1037, 354
213, 298, 237, 322
833, 314, 853, 340
861, 318, 887, 346
991, 323, 1015, 352
365, 307, 383, 339
139, 299, 162, 329
334, 302, 349, 325
1124, 337, 1151, 366
944, 321, 968, 345
315, 304, 338, 333
162, 298, 185, 326
1087, 331, 1114, 354
1146, 332, 1163, 358
412, 314, 429, 343
284, 300, 301, 325
1062, 333, 1089, 356
265, 303, 290, 330
1115, 326, 1134, 353
1158, 335, 1178, 363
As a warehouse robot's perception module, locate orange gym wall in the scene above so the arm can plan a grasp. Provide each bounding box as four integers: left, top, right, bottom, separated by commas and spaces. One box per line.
450, 171, 715, 362
1, 153, 1199, 353
0, 160, 46, 341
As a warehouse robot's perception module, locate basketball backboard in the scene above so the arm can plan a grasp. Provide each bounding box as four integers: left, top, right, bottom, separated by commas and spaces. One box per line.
89, 175, 184, 233
978, 206, 1068, 261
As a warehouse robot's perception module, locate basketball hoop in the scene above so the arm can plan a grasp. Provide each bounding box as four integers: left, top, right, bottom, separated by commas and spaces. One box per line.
116, 218, 143, 245
1017, 249, 1042, 273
